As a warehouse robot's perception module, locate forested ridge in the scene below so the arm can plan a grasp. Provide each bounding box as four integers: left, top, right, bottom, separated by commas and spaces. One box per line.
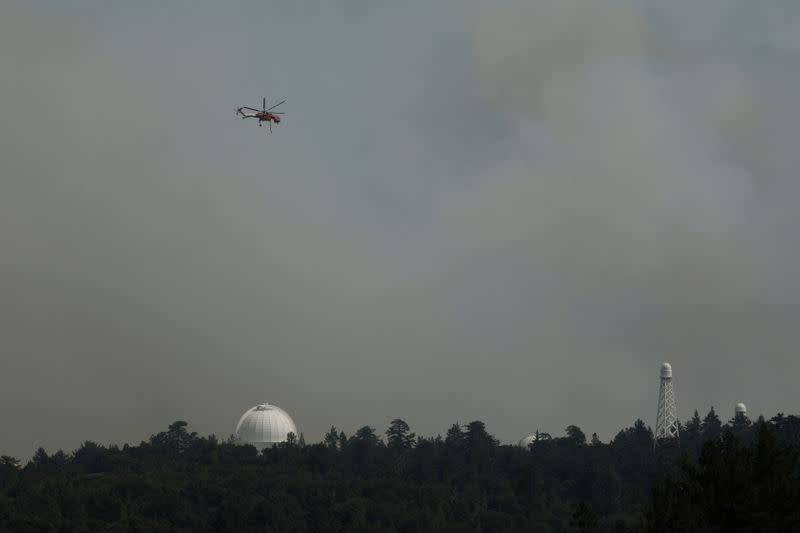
1, 410, 799, 532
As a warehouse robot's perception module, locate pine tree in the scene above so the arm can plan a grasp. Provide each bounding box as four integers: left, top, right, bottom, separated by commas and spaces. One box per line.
324, 426, 339, 449
445, 423, 464, 449
386, 419, 416, 450
684, 410, 702, 437
701, 407, 722, 441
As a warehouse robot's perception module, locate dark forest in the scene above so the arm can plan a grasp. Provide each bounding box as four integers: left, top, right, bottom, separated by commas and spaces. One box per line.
1, 410, 799, 532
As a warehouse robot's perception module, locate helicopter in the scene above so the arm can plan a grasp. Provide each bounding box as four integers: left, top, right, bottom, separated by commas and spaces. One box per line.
236, 97, 286, 132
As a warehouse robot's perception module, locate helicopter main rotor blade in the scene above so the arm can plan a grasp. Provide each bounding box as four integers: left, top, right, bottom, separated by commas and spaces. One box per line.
266, 100, 286, 112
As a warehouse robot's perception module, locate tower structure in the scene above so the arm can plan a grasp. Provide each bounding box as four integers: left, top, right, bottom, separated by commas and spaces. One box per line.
655, 362, 679, 442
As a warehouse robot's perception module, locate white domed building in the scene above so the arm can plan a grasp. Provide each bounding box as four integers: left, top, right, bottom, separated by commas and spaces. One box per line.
235, 403, 298, 451
518, 431, 551, 448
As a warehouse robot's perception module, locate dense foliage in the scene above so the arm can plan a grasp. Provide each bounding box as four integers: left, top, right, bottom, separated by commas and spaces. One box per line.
1, 413, 799, 532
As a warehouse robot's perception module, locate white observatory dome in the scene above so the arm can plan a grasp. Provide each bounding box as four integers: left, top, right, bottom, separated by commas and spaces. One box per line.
518, 434, 540, 448
735, 402, 747, 415
660, 362, 673, 379
235, 403, 297, 451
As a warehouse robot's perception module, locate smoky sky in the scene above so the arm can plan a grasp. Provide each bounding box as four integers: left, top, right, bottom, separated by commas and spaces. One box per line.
2, 1, 800, 459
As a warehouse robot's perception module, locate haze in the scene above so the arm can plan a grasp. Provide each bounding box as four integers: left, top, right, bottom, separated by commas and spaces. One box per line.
2, 1, 799, 460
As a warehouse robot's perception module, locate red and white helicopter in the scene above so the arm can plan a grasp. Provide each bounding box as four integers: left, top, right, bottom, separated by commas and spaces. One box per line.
236, 97, 286, 132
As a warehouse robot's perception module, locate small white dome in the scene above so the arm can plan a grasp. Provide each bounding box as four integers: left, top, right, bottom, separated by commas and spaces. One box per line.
660, 362, 672, 379
518, 434, 540, 448
235, 403, 297, 451
735, 402, 747, 414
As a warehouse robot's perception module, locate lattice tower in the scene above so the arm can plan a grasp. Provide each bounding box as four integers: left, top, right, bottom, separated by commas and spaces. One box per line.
655, 362, 679, 443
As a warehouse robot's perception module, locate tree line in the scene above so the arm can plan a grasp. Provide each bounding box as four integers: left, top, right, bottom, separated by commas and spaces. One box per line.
1, 409, 799, 532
